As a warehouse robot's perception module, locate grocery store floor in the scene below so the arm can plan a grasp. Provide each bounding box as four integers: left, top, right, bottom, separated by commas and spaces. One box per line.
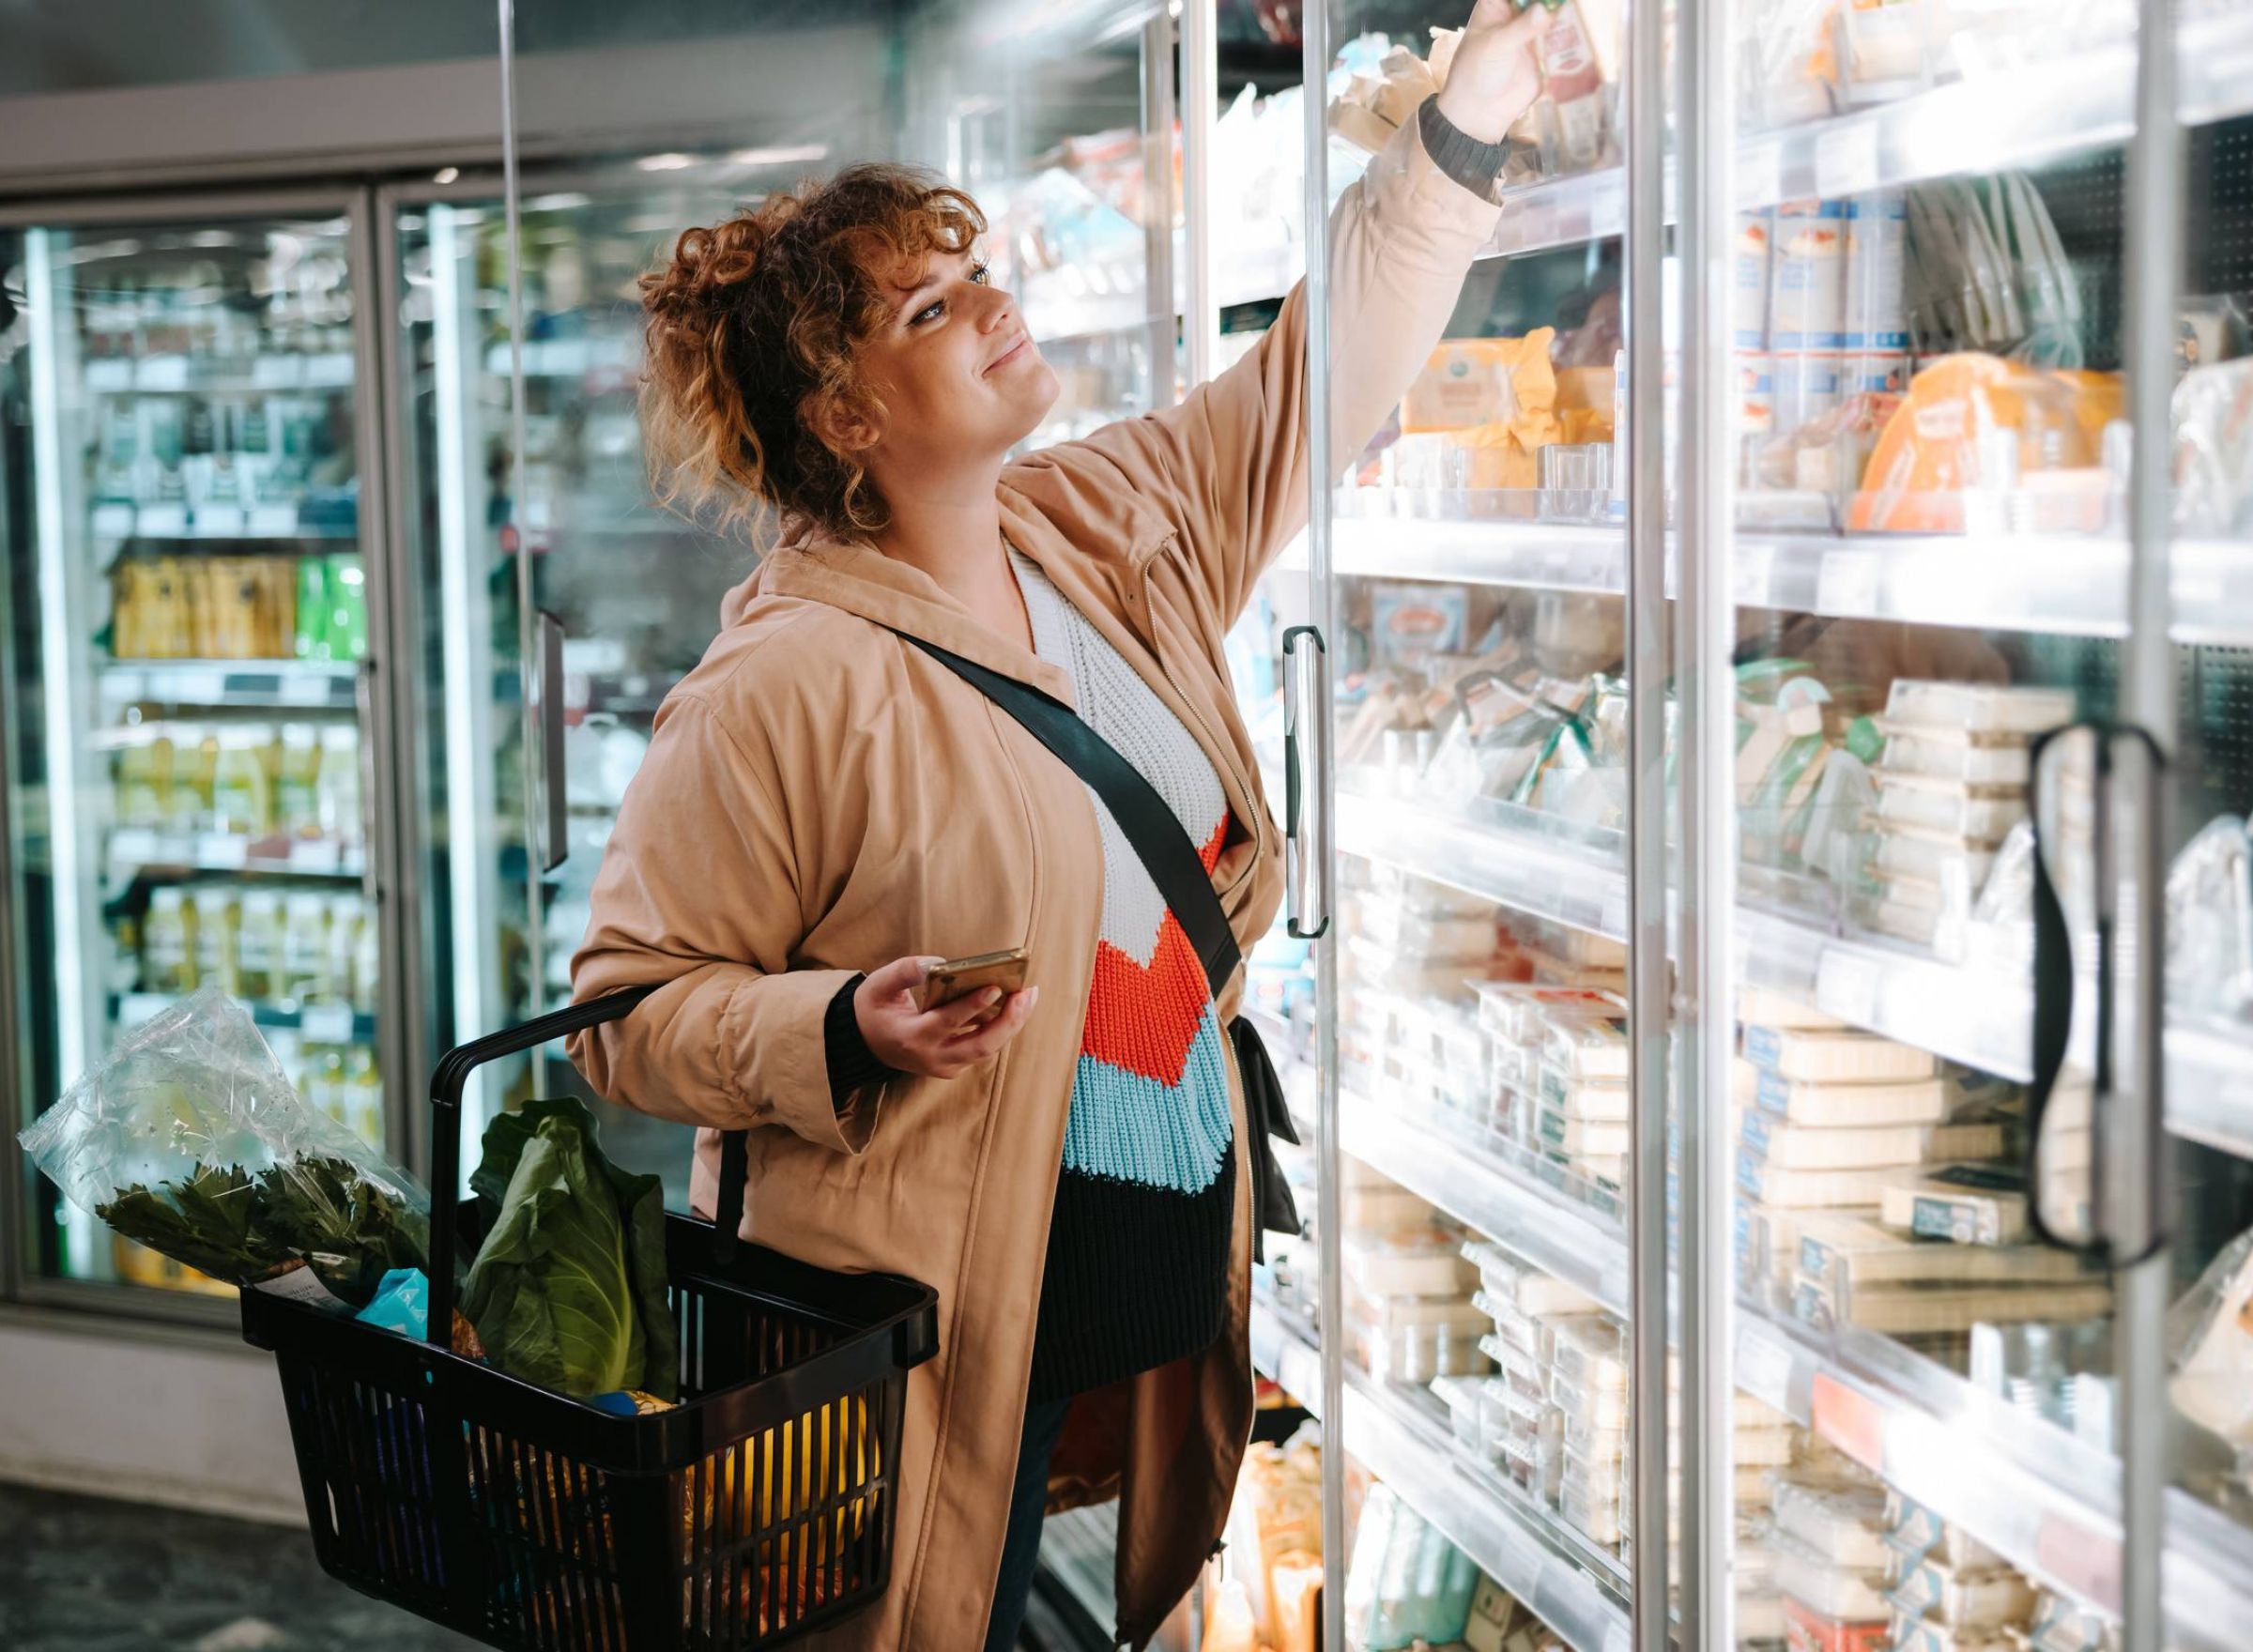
0, 1480, 1087, 1651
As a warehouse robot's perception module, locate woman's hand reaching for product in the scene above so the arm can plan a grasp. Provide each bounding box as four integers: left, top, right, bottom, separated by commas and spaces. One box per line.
1435, 0, 1557, 145
854, 956, 1040, 1079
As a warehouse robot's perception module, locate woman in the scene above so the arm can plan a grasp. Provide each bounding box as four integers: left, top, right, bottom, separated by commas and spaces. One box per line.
569, 4, 1551, 1644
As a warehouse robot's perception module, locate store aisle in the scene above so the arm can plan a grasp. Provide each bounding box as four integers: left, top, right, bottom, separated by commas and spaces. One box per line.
0, 1482, 480, 1652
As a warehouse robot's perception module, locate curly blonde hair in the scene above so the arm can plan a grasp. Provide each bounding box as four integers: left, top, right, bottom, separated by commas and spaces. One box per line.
638, 164, 987, 544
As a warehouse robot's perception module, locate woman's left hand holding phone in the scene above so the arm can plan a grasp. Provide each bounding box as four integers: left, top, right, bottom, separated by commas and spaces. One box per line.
853, 956, 1041, 1080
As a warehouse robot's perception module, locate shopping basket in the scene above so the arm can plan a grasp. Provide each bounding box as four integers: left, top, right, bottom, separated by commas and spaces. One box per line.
239, 986, 940, 1650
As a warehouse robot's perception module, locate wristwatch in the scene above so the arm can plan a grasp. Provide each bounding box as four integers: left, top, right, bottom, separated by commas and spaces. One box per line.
1417, 95, 1511, 200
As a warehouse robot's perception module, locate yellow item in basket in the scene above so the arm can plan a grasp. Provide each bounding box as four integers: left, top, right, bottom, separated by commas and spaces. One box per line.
690, 1393, 878, 1564
1848, 354, 2119, 532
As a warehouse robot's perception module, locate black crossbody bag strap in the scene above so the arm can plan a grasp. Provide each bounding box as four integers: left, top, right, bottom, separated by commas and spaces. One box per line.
899, 633, 1302, 1258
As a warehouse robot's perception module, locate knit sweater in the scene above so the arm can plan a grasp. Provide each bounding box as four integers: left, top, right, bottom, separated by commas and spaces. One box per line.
820, 556, 1236, 1401
1009, 549, 1235, 1400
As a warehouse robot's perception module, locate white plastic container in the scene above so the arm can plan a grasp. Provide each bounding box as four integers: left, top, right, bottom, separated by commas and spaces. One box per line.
1742, 1024, 1939, 1083
1772, 1481, 1892, 1571
1342, 1225, 1480, 1296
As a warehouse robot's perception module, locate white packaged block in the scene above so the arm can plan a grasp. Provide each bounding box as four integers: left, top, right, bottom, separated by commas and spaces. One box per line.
1874, 722, 2036, 785
1544, 1007, 1631, 1079
1882, 681, 2077, 737
1342, 1224, 1481, 1294
1889, 1620, 2017, 1652
1793, 1271, 2113, 1335
1539, 1105, 1628, 1157
1871, 823, 2001, 888
1886, 1492, 2006, 1572
1742, 1023, 1939, 1083
1885, 1553, 2037, 1630
1539, 1063, 1632, 1121
1771, 1480, 1891, 1571
1733, 1058, 1953, 1126
1872, 771, 2029, 839
1740, 1154, 1911, 1209
1741, 1112, 2007, 1170
1879, 1165, 2031, 1246
1797, 1212, 2098, 1294
1774, 1535, 1893, 1621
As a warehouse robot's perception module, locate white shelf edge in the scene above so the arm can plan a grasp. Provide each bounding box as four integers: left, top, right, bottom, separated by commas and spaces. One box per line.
1321, 513, 2253, 649
1321, 1086, 2253, 1647
1472, 12, 2253, 263
1248, 1299, 1632, 1652
1333, 785, 2253, 1157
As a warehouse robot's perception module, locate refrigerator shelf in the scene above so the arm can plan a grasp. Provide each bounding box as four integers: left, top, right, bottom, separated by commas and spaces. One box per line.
89, 502, 356, 541
105, 828, 366, 882
1476, 8, 2253, 264
1318, 511, 2253, 648
1322, 1081, 2253, 1649
1249, 1295, 1634, 1652
100, 660, 359, 711
1333, 785, 2253, 1160
113, 990, 376, 1045
483, 337, 636, 379
81, 352, 357, 394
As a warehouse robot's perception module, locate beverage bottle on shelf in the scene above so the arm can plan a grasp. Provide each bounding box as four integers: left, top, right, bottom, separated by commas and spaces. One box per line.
182, 558, 218, 659
237, 889, 283, 1001
144, 886, 195, 994
345, 1045, 383, 1150
276, 724, 320, 838
352, 909, 380, 1015
327, 895, 363, 1010
326, 558, 369, 662
282, 892, 330, 1002
108, 560, 146, 659
257, 557, 295, 659
190, 884, 240, 996
169, 727, 219, 834
316, 724, 361, 847
115, 734, 168, 831
294, 558, 329, 660
209, 558, 264, 660
146, 558, 193, 659
211, 726, 274, 838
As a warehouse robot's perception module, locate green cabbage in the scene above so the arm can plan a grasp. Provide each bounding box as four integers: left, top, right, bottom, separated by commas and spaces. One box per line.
461, 1097, 677, 1401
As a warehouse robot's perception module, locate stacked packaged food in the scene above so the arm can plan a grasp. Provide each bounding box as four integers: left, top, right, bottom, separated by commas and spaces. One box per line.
1733, 987, 2110, 1342
1342, 1170, 1492, 1386
1882, 1492, 2040, 1651
1475, 978, 1629, 1193
1863, 681, 2077, 949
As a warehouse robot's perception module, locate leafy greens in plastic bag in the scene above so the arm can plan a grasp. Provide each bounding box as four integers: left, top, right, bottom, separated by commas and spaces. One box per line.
461, 1095, 678, 1401
17, 987, 427, 1307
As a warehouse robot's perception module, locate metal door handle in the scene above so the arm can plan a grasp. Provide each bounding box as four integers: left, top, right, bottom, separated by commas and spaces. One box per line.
1281, 624, 1328, 941
534, 609, 568, 874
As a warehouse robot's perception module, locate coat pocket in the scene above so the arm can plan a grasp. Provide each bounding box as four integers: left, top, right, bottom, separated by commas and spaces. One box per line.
1227, 1016, 1302, 1265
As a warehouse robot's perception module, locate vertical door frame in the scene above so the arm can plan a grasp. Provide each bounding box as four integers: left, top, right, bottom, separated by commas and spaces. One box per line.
2119, 0, 2182, 1644
1622, 0, 1672, 1642
1676, 0, 1738, 1641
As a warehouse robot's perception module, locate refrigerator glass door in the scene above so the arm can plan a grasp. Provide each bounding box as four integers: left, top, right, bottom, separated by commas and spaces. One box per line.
399, 176, 751, 1211
3, 200, 392, 1302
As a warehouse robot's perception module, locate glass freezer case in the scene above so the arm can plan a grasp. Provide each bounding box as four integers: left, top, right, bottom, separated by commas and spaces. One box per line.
1, 195, 399, 1304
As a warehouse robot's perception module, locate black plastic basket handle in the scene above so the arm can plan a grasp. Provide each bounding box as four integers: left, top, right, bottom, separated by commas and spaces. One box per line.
424, 984, 749, 1352
2024, 720, 2167, 1262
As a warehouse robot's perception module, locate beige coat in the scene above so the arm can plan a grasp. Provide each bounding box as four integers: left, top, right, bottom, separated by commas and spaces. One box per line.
570, 117, 1498, 1647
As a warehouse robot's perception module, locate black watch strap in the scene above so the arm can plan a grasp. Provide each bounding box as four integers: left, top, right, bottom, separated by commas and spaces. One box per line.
1417, 95, 1510, 200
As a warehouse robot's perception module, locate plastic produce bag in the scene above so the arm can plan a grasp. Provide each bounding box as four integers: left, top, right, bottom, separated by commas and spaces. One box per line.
2169, 1223, 2253, 1449
18, 986, 428, 1308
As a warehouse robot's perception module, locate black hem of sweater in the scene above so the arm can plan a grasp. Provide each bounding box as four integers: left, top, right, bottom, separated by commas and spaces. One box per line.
1026, 1139, 1235, 1405
823, 972, 900, 1105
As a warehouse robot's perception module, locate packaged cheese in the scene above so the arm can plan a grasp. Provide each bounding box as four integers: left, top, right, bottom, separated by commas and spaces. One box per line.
1744, 1024, 1939, 1083
1880, 681, 2077, 739
1740, 1196, 1834, 1289
1797, 1213, 2097, 1293
1734, 1059, 1954, 1127
1872, 773, 2029, 841
1793, 1272, 2112, 1336
1549, 1314, 1628, 1392
1539, 1106, 1629, 1157
1460, 1238, 1602, 1318
1741, 1155, 1911, 1209
1342, 1224, 1480, 1295
1772, 1480, 1891, 1571
1887, 1620, 2016, 1652
1880, 1165, 2031, 1246
1776, 1537, 1893, 1621
1885, 1494, 2005, 1571
1548, 1361, 1631, 1431
1475, 981, 1621, 1046
1545, 1006, 1631, 1079
1874, 724, 2036, 787
1742, 1112, 2006, 1171
1539, 1063, 1632, 1122
1884, 1553, 2036, 1630
1871, 825, 2002, 889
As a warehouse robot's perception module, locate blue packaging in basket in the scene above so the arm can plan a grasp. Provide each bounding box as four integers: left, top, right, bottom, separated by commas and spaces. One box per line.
356, 1267, 433, 1339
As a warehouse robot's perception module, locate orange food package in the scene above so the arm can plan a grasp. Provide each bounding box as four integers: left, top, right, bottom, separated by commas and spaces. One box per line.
1847, 352, 2123, 532
1400, 329, 1565, 488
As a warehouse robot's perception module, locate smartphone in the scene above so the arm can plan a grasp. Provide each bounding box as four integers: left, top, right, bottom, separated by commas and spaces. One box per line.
914, 947, 1031, 1013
